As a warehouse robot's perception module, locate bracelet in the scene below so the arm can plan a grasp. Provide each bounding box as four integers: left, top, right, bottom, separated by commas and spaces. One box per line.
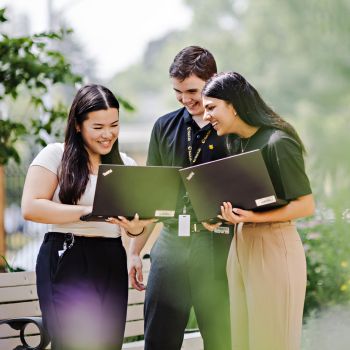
126, 227, 145, 238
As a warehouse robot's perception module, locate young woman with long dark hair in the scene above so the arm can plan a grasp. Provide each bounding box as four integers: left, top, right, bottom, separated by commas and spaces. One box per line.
202, 72, 315, 350
22, 84, 153, 350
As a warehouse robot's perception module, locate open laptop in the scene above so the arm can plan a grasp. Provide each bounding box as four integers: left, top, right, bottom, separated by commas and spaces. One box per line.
179, 149, 288, 222
81, 165, 181, 221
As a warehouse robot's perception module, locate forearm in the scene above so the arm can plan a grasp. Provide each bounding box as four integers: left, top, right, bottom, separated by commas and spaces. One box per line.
253, 194, 315, 223
22, 198, 91, 224
129, 223, 156, 256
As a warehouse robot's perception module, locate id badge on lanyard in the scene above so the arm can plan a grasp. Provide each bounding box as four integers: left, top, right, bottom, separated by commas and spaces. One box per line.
178, 213, 191, 237
178, 126, 211, 237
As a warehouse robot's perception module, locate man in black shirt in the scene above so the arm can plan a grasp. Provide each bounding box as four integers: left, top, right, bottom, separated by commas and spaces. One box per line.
128, 46, 232, 350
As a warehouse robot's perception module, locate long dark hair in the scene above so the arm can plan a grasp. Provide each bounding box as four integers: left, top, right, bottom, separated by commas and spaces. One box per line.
59, 84, 124, 205
169, 45, 217, 82
202, 72, 305, 152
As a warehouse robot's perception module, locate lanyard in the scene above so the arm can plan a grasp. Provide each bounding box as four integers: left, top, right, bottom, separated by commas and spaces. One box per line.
186, 126, 211, 164
183, 125, 211, 215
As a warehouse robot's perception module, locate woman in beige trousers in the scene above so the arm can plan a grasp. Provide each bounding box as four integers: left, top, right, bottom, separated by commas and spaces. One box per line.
202, 72, 315, 350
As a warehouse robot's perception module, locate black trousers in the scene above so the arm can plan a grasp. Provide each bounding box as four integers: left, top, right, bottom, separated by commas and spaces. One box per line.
36, 232, 128, 350
144, 226, 232, 350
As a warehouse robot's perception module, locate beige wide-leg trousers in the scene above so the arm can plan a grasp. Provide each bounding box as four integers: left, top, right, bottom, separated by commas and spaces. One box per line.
227, 221, 306, 350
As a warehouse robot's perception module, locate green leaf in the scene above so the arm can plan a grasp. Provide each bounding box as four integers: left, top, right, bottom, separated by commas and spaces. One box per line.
0, 255, 15, 272
116, 94, 136, 112
0, 8, 7, 23
0, 10, 83, 165
0, 255, 25, 272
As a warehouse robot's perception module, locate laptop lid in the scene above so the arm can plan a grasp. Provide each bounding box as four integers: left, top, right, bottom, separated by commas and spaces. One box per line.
179, 149, 287, 222
81, 165, 181, 221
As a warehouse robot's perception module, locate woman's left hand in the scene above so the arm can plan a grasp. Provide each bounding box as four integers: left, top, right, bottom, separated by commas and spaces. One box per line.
219, 202, 255, 224
106, 213, 157, 235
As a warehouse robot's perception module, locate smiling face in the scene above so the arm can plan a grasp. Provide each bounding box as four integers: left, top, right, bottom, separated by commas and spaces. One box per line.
171, 74, 207, 117
203, 96, 237, 136
77, 107, 119, 159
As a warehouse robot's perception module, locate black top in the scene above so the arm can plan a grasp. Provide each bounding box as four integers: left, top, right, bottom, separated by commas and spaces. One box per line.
228, 126, 312, 201
147, 107, 230, 220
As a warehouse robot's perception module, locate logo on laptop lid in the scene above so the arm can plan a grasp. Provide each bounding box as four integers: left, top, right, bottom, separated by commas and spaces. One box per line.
186, 171, 195, 181
102, 169, 113, 176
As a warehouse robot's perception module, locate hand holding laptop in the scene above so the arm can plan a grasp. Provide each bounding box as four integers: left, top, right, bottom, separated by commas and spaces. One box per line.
218, 201, 255, 225
106, 213, 157, 237
80, 165, 181, 222
201, 221, 222, 232
179, 150, 288, 222
201, 201, 257, 231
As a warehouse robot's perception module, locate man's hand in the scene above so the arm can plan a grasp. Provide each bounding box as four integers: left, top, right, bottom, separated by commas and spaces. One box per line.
201, 221, 222, 232
106, 213, 157, 236
128, 254, 145, 291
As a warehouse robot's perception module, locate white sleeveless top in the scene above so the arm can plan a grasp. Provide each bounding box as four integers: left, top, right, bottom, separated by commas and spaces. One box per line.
30, 143, 137, 238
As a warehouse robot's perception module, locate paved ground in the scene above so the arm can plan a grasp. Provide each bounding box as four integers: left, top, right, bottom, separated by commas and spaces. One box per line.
302, 305, 350, 350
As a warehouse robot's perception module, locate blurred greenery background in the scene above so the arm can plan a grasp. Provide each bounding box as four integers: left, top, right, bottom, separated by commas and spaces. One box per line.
1, 0, 349, 348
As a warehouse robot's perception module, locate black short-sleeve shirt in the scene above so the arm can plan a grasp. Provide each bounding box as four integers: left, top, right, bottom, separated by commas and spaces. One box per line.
229, 126, 312, 202
147, 107, 231, 219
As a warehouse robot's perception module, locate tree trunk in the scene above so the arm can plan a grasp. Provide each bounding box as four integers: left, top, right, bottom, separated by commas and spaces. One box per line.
0, 166, 6, 267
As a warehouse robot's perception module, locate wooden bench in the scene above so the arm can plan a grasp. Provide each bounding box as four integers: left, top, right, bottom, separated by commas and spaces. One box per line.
0, 258, 203, 349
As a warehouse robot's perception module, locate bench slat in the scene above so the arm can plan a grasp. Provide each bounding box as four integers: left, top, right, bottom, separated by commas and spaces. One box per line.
0, 307, 145, 338
1, 318, 146, 339
141, 259, 151, 271
0, 271, 36, 287
124, 320, 144, 338
0, 334, 50, 349
182, 331, 203, 349
0, 322, 41, 338
122, 340, 145, 350
128, 289, 145, 304
0, 285, 38, 303
0, 300, 41, 319
126, 304, 143, 322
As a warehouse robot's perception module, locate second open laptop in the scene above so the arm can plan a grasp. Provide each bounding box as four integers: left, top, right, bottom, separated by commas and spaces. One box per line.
80, 165, 181, 221
179, 149, 288, 222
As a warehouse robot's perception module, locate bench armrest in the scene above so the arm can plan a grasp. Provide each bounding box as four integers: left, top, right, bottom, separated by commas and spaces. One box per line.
0, 317, 50, 350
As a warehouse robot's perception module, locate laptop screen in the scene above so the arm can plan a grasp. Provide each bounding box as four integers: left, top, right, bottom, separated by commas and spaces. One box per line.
179, 150, 287, 221
86, 165, 182, 220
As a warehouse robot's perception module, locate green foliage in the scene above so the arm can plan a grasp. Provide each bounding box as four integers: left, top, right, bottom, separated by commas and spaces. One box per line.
0, 119, 26, 164
0, 8, 6, 23
0, 7, 82, 165
300, 218, 350, 317
115, 94, 136, 113
0, 30, 78, 99
0, 254, 24, 272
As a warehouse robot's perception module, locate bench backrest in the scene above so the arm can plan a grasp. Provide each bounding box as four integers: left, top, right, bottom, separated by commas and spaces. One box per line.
0, 259, 150, 349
